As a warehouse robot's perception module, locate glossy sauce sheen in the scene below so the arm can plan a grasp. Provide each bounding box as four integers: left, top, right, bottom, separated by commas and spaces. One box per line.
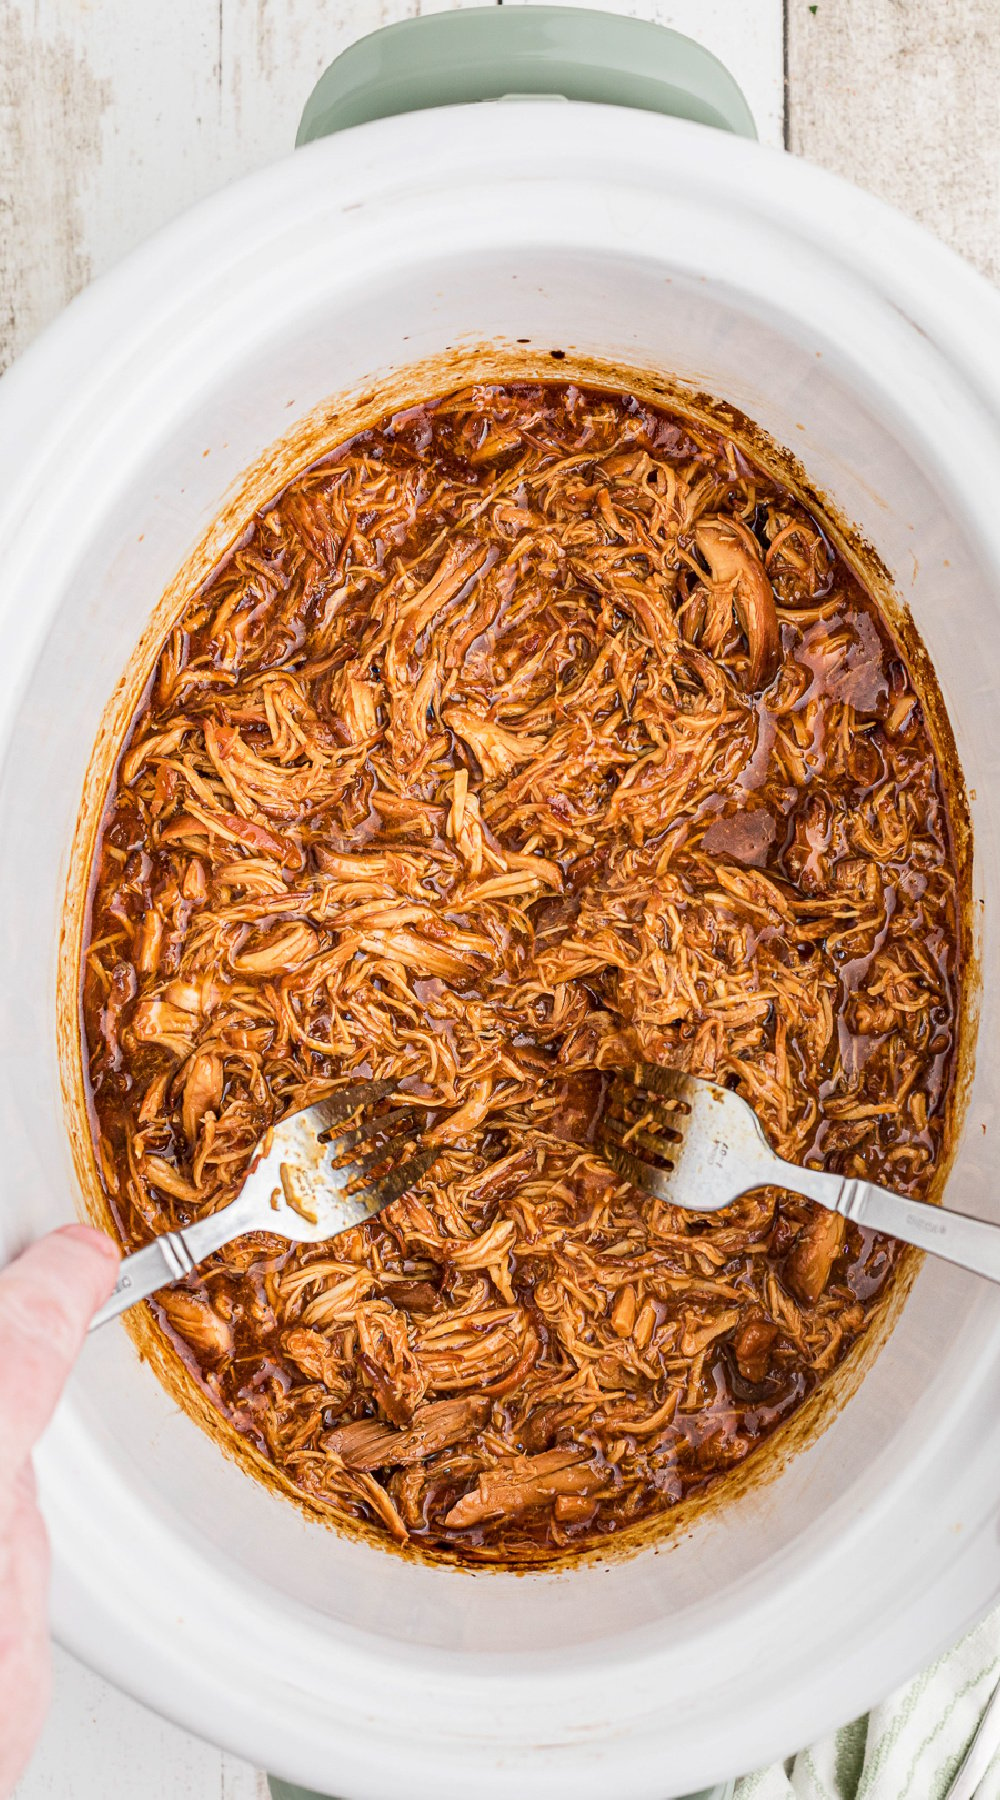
82, 384, 962, 1564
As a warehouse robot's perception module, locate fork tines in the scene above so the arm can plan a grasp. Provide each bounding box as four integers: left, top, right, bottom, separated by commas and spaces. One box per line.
311, 1077, 396, 1135
628, 1062, 696, 1108
320, 1088, 438, 1208
363, 1143, 441, 1207
597, 1064, 694, 1192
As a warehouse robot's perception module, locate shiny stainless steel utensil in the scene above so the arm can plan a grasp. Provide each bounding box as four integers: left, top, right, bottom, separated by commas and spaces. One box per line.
90, 1079, 437, 1329
598, 1063, 1000, 1284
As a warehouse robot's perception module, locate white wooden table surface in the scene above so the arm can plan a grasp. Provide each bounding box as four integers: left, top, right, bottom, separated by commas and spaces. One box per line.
3, 1, 999, 1794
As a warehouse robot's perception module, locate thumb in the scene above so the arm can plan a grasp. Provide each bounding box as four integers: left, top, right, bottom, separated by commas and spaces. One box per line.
0, 1226, 119, 1476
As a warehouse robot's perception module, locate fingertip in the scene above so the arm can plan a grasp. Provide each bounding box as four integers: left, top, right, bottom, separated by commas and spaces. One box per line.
55, 1224, 121, 1310
58, 1222, 121, 1266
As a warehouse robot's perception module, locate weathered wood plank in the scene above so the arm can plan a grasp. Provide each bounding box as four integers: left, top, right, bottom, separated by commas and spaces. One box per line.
14, 1646, 269, 1799
0, 0, 785, 376
787, 0, 1000, 283
0, 0, 483, 373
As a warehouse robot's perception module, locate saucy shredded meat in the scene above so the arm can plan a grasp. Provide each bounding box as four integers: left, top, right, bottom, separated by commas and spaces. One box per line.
82, 382, 963, 1564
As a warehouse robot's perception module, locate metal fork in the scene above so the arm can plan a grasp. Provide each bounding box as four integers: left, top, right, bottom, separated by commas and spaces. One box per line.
598, 1063, 1000, 1285
89, 1079, 438, 1330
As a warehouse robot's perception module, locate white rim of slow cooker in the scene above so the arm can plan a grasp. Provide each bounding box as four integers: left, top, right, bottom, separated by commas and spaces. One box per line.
2, 101, 1000, 1798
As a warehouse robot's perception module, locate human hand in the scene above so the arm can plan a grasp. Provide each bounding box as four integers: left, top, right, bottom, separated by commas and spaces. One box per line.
0, 1225, 119, 1798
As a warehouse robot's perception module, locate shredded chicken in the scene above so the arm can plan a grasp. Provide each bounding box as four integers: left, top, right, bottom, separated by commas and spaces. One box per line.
693, 514, 780, 690
82, 382, 963, 1565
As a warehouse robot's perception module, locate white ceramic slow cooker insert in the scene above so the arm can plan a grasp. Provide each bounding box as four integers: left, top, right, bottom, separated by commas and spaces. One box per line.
2, 96, 1000, 1800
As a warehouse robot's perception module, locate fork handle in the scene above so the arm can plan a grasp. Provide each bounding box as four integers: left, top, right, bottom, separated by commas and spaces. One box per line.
88, 1189, 260, 1330
777, 1160, 1000, 1286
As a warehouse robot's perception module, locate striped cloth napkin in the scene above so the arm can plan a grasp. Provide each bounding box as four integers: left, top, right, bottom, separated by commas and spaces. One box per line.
732, 1611, 1000, 1800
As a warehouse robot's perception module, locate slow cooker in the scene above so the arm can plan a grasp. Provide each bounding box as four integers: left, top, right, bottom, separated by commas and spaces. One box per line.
3, 11, 1000, 1797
